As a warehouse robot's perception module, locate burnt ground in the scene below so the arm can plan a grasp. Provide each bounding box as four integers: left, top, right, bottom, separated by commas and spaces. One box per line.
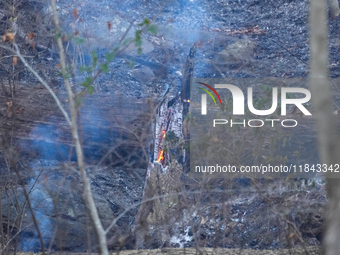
15, 0, 340, 96
48, 0, 340, 100
0, 0, 338, 253
15, 246, 322, 255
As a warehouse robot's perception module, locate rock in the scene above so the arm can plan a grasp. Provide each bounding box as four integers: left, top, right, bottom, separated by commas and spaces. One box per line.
132, 66, 155, 83
212, 38, 256, 66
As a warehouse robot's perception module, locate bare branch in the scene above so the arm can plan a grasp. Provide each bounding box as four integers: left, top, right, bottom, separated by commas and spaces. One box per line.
0, 43, 72, 126
49, 0, 109, 254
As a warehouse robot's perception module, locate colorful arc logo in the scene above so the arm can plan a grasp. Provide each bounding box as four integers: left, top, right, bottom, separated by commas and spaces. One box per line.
197, 82, 223, 106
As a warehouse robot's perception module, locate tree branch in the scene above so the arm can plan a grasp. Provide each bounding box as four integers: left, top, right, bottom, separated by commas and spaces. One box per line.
49, 0, 109, 254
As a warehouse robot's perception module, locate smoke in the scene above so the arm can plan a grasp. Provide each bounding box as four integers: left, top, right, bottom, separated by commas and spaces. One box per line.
18, 120, 61, 252
19, 168, 55, 252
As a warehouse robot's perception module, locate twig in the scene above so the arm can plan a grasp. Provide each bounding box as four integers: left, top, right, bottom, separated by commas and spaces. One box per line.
251, 179, 310, 255
12, 164, 46, 255
0, 43, 72, 126
268, 38, 308, 66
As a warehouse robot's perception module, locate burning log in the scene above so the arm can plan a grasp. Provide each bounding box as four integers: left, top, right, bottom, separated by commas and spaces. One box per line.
148, 43, 196, 172
136, 44, 197, 247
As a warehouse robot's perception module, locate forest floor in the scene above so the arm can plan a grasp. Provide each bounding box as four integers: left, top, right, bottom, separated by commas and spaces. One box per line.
3, 0, 339, 252
16, 246, 321, 254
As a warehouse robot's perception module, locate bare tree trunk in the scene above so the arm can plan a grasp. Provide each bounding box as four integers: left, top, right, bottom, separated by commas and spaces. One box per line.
309, 1, 340, 255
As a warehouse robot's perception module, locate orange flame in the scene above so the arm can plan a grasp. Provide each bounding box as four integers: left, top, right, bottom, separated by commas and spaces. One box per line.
187, 99, 190, 102
162, 131, 166, 138
157, 150, 164, 162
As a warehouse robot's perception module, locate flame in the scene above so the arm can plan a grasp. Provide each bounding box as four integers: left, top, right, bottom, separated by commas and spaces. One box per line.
187, 99, 190, 102
157, 150, 164, 162
162, 131, 166, 138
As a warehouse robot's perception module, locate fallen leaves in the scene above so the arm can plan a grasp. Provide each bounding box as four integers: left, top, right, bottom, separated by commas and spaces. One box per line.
27, 32, 35, 40
195, 40, 203, 49
2, 32, 14, 42
5, 101, 25, 117
12, 56, 17, 66
73, 8, 78, 19
15, 107, 25, 114
44, 174, 49, 185
26, 33, 35, 49
6, 101, 12, 118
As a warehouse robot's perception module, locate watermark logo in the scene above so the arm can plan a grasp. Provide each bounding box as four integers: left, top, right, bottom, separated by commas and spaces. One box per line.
197, 82, 223, 112
198, 83, 312, 116
191, 78, 320, 178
